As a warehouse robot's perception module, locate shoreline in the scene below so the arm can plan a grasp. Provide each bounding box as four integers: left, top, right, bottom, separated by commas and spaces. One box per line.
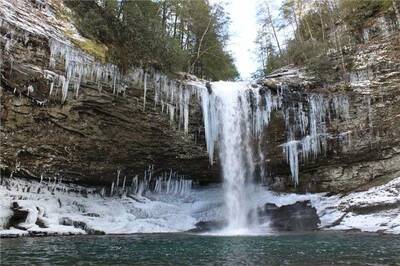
1, 177, 399, 238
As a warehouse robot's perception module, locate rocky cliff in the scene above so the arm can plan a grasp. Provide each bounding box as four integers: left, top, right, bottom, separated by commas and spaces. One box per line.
1, 0, 399, 195
259, 14, 400, 193
0, 0, 218, 187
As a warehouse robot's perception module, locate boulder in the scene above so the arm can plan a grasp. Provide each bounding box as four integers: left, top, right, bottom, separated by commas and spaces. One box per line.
260, 201, 320, 231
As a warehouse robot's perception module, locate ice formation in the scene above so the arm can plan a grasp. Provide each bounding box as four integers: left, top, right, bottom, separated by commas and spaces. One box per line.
106, 167, 192, 198
281, 93, 350, 184
1, 176, 398, 236
48, 39, 123, 102
153, 176, 192, 196
0, 177, 198, 236
201, 81, 350, 186
48, 38, 198, 133
149, 71, 199, 134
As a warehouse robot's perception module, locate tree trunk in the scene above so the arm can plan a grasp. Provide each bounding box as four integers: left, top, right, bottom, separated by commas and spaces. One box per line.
265, 3, 282, 56
327, 0, 346, 73
190, 17, 212, 74
162, 1, 168, 37
173, 13, 178, 38
318, 1, 326, 43
393, 0, 400, 28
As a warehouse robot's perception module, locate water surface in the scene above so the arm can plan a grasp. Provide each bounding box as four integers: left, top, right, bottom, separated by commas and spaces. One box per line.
1, 232, 400, 265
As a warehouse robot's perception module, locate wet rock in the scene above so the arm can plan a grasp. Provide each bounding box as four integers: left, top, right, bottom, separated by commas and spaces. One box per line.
189, 221, 226, 233
59, 217, 104, 235
206, 82, 212, 94
83, 213, 100, 218
261, 201, 320, 231
59, 217, 73, 226
6, 202, 29, 229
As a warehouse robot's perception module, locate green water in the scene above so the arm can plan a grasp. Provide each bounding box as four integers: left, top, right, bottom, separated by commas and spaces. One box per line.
1, 232, 399, 265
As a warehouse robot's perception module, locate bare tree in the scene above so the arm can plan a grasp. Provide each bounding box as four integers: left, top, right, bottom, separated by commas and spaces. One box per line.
190, 16, 212, 73
263, 1, 283, 56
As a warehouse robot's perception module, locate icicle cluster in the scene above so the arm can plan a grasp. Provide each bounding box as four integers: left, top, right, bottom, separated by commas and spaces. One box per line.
281, 93, 350, 184
48, 37, 201, 133
148, 72, 200, 134
48, 38, 127, 102
153, 173, 192, 196
1, 175, 98, 197
108, 167, 192, 197
200, 81, 351, 185
201, 82, 282, 164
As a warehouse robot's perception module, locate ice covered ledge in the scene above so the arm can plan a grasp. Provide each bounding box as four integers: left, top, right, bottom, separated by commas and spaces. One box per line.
1, 176, 399, 237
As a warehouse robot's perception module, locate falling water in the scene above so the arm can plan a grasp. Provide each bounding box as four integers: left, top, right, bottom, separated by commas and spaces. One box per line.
201, 81, 265, 234
200, 81, 350, 234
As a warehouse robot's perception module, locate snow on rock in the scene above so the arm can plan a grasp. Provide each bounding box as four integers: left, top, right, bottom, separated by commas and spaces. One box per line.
0, 206, 13, 229
339, 178, 400, 211
14, 202, 39, 230
310, 177, 400, 234
0, 176, 399, 237
0, 177, 199, 237
237, 177, 400, 234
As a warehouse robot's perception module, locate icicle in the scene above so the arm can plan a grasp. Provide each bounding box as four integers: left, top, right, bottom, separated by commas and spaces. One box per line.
122, 176, 126, 191
49, 38, 124, 102
110, 182, 114, 197
137, 182, 145, 197
115, 170, 120, 194
27, 85, 34, 96
166, 173, 172, 194
131, 175, 138, 194
143, 72, 147, 111
282, 140, 299, 185
363, 95, 373, 128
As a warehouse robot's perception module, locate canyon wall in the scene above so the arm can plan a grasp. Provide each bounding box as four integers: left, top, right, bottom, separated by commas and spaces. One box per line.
0, 0, 218, 187
1, 0, 399, 193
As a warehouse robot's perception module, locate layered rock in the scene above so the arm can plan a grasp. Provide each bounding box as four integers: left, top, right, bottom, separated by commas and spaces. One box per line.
259, 28, 400, 193
1, 0, 399, 196
0, 0, 217, 187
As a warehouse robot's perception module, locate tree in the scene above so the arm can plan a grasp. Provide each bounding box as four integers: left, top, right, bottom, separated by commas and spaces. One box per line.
65, 0, 238, 80
258, 1, 283, 56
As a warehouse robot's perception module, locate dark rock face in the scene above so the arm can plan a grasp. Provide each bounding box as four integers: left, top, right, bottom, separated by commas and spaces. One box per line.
260, 201, 320, 231
0, 84, 218, 186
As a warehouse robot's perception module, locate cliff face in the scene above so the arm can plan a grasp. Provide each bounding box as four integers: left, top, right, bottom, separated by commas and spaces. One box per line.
260, 16, 400, 193
0, 0, 218, 186
1, 0, 399, 194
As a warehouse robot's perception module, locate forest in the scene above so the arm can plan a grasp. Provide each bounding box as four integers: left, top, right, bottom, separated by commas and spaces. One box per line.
65, 0, 239, 81
255, 0, 399, 81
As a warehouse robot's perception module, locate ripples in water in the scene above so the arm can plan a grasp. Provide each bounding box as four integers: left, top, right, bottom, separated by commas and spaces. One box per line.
1, 232, 400, 265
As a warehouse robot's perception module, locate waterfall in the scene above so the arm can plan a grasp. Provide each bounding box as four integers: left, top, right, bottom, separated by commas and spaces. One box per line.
201, 81, 269, 234
200, 81, 351, 234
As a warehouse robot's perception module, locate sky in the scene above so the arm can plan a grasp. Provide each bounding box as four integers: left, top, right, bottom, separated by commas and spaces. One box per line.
210, 0, 285, 79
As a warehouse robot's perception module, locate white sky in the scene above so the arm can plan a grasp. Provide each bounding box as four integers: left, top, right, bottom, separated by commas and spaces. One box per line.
210, 0, 286, 79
